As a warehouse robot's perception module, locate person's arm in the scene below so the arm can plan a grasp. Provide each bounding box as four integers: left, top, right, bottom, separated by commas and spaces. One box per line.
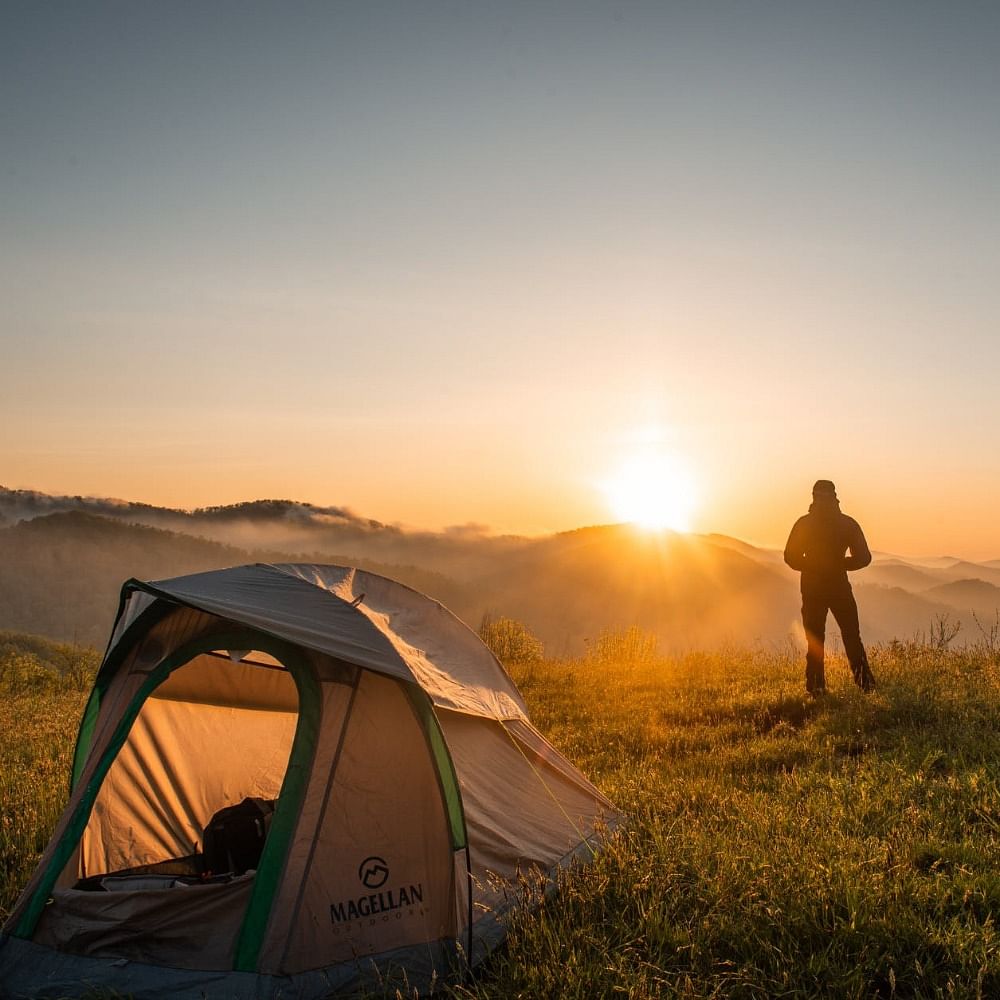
783, 519, 806, 571
845, 520, 872, 570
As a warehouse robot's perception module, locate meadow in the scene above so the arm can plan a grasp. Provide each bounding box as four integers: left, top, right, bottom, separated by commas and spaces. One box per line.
2, 627, 1000, 998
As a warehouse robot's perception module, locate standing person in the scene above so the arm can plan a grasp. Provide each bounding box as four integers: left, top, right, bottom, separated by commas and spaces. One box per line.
784, 480, 875, 694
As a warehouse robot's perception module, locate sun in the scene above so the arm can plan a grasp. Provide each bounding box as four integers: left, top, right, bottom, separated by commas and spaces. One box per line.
602, 453, 698, 532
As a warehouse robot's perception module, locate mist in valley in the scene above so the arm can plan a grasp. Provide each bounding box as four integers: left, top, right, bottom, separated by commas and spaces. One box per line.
3, 486, 998, 657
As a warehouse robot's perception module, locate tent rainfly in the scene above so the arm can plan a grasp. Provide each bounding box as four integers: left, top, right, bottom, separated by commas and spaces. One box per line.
0, 564, 616, 999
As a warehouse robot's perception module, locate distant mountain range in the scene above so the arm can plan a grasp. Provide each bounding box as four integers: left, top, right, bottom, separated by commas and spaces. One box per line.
2, 485, 999, 654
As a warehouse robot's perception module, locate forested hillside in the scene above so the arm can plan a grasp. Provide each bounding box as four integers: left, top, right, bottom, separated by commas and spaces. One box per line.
2, 489, 999, 654
0, 512, 463, 646
0, 512, 250, 644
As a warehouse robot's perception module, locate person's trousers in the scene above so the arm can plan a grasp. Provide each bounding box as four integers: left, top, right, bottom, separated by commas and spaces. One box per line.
801, 591, 875, 693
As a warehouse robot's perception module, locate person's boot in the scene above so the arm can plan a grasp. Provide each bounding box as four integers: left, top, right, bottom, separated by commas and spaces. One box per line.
852, 650, 875, 693
859, 654, 876, 693
806, 660, 826, 696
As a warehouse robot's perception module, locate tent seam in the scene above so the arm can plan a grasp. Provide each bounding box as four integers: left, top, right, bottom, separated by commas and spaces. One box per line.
274, 664, 362, 974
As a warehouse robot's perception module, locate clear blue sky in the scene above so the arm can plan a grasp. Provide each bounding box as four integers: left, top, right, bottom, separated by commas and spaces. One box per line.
3, 2, 999, 555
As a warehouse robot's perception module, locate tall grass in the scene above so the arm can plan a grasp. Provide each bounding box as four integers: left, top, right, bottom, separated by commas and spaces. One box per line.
0, 634, 96, 919
587, 624, 659, 666
2, 633, 1000, 997
452, 642, 1000, 999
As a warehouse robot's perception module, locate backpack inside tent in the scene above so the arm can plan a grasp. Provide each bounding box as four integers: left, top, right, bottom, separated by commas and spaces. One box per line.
0, 564, 617, 999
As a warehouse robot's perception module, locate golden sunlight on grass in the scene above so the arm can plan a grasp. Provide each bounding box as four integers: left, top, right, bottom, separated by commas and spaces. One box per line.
602, 452, 698, 532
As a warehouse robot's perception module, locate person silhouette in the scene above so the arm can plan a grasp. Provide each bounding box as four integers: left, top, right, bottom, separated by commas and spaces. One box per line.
783, 480, 875, 694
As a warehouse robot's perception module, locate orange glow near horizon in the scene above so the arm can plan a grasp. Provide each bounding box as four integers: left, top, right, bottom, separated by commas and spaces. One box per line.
602, 451, 699, 533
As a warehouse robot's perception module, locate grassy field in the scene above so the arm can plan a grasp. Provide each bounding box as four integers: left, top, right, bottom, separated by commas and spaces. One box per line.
2, 631, 1000, 997
0, 633, 96, 922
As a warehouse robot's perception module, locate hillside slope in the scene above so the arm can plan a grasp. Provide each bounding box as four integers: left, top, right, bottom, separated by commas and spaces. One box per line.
0, 512, 466, 646
3, 488, 999, 653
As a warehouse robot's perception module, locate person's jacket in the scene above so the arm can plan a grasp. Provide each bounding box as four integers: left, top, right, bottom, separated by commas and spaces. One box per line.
783, 497, 871, 597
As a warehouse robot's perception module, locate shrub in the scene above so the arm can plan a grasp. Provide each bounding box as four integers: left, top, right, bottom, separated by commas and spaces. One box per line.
0, 652, 57, 696
0, 634, 99, 696
478, 613, 544, 664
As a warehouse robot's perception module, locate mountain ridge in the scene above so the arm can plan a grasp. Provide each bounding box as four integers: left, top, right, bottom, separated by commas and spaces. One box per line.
4, 487, 1000, 653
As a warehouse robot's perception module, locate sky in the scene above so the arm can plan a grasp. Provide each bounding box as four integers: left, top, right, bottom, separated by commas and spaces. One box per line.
2, 2, 999, 557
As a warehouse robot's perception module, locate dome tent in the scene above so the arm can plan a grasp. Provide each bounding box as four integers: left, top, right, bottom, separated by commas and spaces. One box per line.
0, 564, 616, 999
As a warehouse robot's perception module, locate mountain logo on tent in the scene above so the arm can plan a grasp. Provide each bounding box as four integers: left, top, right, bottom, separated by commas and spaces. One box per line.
359, 856, 389, 889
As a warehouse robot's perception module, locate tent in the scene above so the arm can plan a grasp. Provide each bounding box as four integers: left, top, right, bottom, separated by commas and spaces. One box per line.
0, 564, 616, 999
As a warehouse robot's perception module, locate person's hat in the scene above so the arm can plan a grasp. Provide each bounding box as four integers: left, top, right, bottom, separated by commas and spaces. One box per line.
812, 479, 837, 498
